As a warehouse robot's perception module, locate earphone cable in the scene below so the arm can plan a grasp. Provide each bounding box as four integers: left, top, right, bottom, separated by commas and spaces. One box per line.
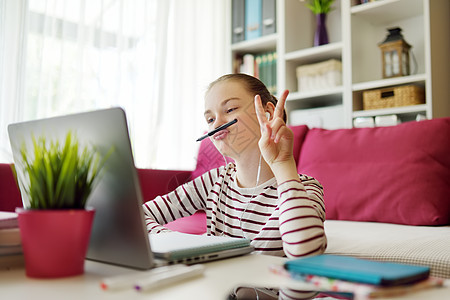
239, 153, 262, 239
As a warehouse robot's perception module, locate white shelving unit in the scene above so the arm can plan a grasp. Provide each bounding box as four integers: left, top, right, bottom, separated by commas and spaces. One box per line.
227, 0, 450, 128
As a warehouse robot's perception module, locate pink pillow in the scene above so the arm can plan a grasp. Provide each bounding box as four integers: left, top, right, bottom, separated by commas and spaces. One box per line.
137, 169, 192, 202
0, 164, 23, 212
298, 118, 450, 226
164, 211, 207, 235
191, 137, 229, 180
290, 125, 309, 165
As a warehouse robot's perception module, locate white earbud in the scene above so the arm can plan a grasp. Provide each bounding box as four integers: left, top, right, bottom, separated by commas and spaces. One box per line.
265, 112, 271, 120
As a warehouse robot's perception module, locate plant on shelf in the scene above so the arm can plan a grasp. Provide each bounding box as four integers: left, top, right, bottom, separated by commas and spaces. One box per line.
303, 0, 335, 15
16, 131, 112, 278
301, 0, 335, 46
20, 131, 108, 209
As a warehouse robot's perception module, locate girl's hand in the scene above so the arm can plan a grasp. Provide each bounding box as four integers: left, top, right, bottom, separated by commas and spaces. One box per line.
254, 90, 296, 172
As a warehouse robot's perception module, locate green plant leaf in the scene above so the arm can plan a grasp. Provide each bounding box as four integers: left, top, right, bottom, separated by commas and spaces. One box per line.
19, 131, 111, 210
303, 0, 335, 14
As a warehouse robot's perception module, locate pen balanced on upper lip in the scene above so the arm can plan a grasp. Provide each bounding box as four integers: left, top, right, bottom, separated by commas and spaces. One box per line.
196, 119, 238, 142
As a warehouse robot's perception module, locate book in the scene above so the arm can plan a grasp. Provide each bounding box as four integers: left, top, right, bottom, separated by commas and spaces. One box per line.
254, 51, 277, 95
256, 53, 268, 90
284, 255, 430, 286
0, 244, 22, 255
245, 0, 262, 40
232, 0, 245, 43
0, 211, 21, 247
268, 51, 277, 94
302, 274, 444, 299
270, 265, 443, 299
262, 0, 276, 36
0, 228, 21, 246
0, 211, 19, 229
240, 53, 255, 75
0, 253, 24, 270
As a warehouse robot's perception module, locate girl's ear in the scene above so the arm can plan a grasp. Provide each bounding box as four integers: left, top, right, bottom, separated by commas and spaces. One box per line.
264, 102, 275, 120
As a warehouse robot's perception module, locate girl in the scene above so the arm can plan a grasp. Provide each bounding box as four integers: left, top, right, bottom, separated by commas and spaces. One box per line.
143, 74, 327, 258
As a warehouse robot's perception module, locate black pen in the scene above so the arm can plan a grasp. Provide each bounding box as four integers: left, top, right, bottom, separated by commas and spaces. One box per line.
196, 119, 238, 142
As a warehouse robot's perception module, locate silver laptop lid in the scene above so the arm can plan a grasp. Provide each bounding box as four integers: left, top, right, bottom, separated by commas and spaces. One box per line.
8, 107, 154, 270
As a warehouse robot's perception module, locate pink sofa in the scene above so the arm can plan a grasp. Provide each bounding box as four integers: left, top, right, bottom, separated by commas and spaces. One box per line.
2, 117, 450, 278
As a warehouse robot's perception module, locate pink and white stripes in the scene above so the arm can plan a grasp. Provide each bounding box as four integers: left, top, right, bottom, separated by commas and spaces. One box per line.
142, 163, 327, 258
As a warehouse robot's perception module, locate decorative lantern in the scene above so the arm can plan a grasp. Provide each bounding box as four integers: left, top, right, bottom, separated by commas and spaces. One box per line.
378, 27, 411, 78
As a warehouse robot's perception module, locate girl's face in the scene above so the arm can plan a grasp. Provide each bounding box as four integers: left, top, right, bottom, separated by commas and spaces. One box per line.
204, 80, 261, 158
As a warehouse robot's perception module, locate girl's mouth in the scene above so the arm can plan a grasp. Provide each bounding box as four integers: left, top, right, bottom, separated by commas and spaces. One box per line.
213, 130, 229, 140
196, 119, 238, 142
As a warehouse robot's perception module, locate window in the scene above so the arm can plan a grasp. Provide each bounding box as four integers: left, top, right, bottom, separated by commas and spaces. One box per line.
0, 0, 227, 169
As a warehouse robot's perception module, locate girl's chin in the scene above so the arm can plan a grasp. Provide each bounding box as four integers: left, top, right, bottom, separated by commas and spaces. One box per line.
215, 145, 230, 157
213, 141, 233, 158
214, 144, 250, 161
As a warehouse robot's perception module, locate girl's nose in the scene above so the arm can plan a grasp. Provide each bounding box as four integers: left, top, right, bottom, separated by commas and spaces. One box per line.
212, 115, 226, 129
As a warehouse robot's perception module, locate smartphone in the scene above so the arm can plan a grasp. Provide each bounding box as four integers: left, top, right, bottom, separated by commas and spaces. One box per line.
226, 285, 354, 300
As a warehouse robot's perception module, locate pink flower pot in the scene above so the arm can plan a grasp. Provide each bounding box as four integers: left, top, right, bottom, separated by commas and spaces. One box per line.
16, 208, 95, 278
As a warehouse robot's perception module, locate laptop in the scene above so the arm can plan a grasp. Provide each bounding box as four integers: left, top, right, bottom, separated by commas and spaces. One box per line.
8, 107, 254, 270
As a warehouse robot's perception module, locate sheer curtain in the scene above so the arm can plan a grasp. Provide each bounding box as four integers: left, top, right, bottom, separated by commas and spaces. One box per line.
0, 0, 227, 170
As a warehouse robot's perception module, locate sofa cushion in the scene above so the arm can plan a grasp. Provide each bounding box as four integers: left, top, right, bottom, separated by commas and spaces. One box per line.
191, 137, 228, 180
324, 220, 450, 278
164, 211, 207, 235
136, 168, 205, 234
298, 118, 450, 226
191, 124, 309, 180
0, 164, 23, 212
290, 125, 309, 163
137, 168, 192, 202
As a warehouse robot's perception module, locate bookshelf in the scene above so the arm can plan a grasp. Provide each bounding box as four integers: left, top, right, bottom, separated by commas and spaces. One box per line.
227, 0, 450, 128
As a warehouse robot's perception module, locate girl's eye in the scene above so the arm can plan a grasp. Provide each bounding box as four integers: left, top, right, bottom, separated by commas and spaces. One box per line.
226, 107, 237, 114
206, 117, 214, 124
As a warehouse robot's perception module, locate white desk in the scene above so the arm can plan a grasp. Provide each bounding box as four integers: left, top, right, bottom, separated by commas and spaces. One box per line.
1, 254, 449, 300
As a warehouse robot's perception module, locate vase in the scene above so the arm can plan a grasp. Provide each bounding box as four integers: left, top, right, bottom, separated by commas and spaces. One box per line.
314, 13, 329, 46
16, 208, 95, 278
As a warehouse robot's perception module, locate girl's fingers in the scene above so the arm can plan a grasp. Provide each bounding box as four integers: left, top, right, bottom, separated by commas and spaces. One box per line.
271, 118, 293, 144
274, 90, 289, 119
270, 118, 284, 140
280, 89, 289, 103
254, 95, 267, 129
273, 126, 291, 144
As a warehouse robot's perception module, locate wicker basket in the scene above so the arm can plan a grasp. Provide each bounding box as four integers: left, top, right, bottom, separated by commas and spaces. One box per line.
363, 85, 425, 110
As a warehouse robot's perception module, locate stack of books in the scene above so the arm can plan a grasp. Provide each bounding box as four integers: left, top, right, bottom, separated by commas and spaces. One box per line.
0, 211, 24, 269
271, 255, 443, 299
234, 51, 277, 95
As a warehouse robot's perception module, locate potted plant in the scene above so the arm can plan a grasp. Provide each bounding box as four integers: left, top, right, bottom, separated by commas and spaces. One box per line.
302, 0, 335, 46
16, 132, 110, 278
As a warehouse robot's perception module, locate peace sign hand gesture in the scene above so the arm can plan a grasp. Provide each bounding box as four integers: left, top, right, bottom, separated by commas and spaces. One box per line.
254, 90, 297, 180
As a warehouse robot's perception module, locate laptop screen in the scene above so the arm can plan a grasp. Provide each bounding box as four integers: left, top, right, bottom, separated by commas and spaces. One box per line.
8, 107, 154, 269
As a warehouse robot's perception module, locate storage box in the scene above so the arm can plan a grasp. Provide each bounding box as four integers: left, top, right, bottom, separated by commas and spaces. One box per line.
353, 117, 375, 128
296, 59, 342, 93
290, 105, 344, 129
363, 85, 425, 110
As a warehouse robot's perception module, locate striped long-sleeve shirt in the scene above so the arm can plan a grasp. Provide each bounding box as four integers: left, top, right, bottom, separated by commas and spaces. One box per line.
142, 162, 327, 258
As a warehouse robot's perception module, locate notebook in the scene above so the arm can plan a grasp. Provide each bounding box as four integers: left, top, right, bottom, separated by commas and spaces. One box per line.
284, 255, 430, 286
8, 107, 254, 270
